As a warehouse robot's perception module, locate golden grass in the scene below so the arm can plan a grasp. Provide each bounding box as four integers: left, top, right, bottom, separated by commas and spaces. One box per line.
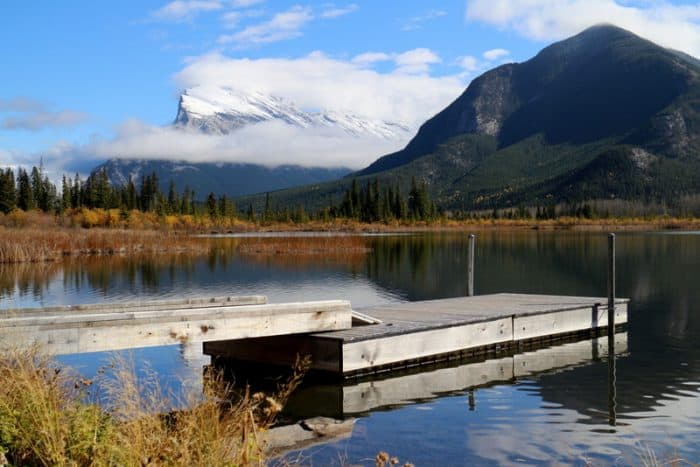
0, 228, 209, 264
230, 236, 371, 269
0, 347, 310, 466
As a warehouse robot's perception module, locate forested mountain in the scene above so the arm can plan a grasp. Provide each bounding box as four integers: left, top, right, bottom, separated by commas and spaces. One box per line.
93, 159, 350, 200
246, 24, 700, 212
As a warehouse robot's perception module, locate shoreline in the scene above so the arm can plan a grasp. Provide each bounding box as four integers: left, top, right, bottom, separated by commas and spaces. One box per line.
2, 217, 699, 264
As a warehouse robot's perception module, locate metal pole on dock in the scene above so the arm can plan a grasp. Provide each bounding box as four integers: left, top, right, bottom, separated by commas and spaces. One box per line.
607, 232, 617, 426
467, 234, 476, 296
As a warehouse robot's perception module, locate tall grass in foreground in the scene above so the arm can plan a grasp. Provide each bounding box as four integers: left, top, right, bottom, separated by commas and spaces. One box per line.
0, 347, 309, 466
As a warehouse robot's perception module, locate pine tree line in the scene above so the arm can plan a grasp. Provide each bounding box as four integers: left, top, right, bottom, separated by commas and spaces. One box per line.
0, 166, 205, 216
331, 177, 437, 222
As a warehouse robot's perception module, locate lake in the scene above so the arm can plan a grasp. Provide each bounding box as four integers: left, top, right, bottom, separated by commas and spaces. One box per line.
1, 230, 699, 465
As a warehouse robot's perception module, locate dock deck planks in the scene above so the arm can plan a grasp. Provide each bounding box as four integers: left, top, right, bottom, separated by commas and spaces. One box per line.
205, 293, 629, 376
0, 297, 353, 355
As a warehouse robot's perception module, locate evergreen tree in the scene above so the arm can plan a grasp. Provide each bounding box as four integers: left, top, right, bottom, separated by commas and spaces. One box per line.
167, 180, 178, 214
126, 177, 137, 210
16, 168, 34, 211
394, 185, 406, 219
350, 179, 359, 218
206, 192, 217, 219
72, 173, 82, 208
0, 168, 16, 214
181, 186, 192, 215
61, 175, 72, 211
263, 193, 272, 223
30, 165, 44, 210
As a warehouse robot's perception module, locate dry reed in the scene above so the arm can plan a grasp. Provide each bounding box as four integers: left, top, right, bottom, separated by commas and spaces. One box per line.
232, 236, 371, 269
0, 228, 208, 264
0, 347, 310, 466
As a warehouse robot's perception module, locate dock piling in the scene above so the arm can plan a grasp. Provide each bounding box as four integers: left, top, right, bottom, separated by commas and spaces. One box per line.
607, 232, 617, 426
467, 234, 476, 297
607, 233, 616, 335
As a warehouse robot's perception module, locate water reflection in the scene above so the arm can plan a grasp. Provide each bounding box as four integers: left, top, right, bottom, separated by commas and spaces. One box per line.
1, 231, 699, 464
281, 333, 629, 420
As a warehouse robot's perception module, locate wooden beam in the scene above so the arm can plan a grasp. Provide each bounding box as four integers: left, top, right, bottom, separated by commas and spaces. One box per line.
0, 300, 353, 355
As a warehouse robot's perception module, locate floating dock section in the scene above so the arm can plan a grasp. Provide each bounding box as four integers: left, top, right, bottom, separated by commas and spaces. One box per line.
204, 293, 629, 377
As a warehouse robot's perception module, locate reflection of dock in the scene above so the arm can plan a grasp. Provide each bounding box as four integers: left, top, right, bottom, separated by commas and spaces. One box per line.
205, 293, 628, 376
284, 333, 629, 418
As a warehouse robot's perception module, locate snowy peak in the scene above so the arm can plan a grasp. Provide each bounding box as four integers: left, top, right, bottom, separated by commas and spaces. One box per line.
174, 86, 412, 140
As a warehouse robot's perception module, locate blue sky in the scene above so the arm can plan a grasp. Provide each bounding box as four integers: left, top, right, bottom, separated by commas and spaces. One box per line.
2, 0, 700, 174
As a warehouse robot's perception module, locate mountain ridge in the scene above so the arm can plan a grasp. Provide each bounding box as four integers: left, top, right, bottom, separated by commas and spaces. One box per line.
359, 24, 699, 177
243, 24, 700, 213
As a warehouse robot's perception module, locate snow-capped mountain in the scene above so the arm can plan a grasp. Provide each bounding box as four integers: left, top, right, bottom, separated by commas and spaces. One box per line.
94, 85, 414, 198
174, 86, 412, 140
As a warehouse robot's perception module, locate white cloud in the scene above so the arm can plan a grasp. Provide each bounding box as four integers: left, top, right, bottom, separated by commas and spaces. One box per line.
0, 97, 45, 113
174, 51, 462, 126
220, 11, 240, 28
152, 1, 223, 22
0, 98, 89, 132
465, 0, 700, 57
2, 110, 89, 131
458, 55, 480, 72
402, 9, 447, 31
217, 4, 357, 47
39, 51, 465, 171
394, 48, 442, 74
352, 52, 393, 66
217, 5, 313, 45
230, 0, 264, 7
483, 48, 510, 60
320, 4, 359, 19
57, 120, 407, 169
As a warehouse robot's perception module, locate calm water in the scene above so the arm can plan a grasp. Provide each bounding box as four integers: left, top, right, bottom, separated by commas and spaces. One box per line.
1, 231, 699, 465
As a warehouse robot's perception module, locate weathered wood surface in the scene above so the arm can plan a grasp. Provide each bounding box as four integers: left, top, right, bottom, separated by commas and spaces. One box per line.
209, 293, 629, 376
327, 293, 628, 342
0, 299, 353, 355
0, 295, 267, 319
332, 293, 628, 374
285, 333, 629, 417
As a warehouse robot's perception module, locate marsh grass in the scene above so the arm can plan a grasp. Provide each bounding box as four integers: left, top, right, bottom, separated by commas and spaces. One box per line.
234, 236, 371, 268
0, 347, 310, 466
0, 228, 208, 264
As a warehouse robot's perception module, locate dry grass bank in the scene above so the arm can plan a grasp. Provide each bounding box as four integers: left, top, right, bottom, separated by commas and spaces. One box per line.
227, 236, 371, 269
0, 347, 308, 466
0, 228, 208, 264
3, 208, 700, 264
245, 216, 700, 232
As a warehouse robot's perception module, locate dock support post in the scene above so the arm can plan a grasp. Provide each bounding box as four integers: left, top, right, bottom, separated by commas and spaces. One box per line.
467, 234, 476, 297
607, 232, 617, 426
607, 233, 616, 335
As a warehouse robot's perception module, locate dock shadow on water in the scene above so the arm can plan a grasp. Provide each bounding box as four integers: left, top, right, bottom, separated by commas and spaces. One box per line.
1, 230, 699, 464
213, 331, 629, 461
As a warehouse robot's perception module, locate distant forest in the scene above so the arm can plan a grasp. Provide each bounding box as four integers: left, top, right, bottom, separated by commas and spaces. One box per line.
0, 164, 441, 222
2, 164, 699, 223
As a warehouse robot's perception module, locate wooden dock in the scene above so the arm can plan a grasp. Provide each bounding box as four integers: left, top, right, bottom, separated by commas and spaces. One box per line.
0, 295, 353, 355
204, 293, 629, 377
